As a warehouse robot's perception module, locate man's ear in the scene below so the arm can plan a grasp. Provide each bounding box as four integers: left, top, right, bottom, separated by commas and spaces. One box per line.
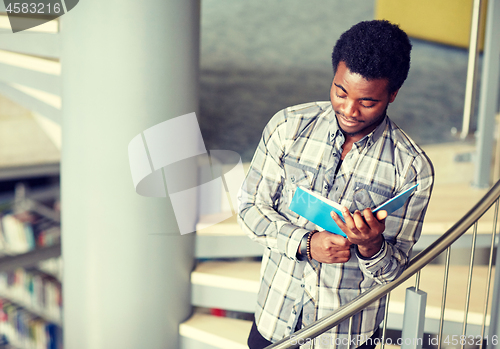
389, 89, 399, 103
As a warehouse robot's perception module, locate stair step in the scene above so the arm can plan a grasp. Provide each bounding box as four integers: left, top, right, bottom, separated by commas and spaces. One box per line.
196, 213, 241, 236
180, 313, 251, 349
421, 221, 496, 236
191, 261, 260, 312
387, 264, 493, 335
196, 213, 497, 237
179, 313, 404, 349
195, 209, 497, 259
196, 213, 263, 258
192, 261, 260, 292
191, 260, 493, 333
418, 218, 498, 251
391, 265, 493, 320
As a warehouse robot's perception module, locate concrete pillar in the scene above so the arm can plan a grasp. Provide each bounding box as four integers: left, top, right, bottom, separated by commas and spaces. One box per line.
61, 1, 199, 348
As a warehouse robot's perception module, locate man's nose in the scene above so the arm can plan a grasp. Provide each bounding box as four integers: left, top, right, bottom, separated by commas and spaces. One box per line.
342, 99, 359, 117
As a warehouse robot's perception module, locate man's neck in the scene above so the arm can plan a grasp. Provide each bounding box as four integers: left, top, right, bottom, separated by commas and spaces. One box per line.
340, 138, 354, 160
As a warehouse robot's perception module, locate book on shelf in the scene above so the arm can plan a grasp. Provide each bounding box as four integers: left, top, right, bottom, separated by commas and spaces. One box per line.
0, 211, 60, 255
0, 268, 62, 323
0, 194, 62, 349
0, 298, 60, 349
289, 184, 419, 237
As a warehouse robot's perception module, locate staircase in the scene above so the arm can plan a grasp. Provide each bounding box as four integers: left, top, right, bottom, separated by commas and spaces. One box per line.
179, 143, 499, 348
180, 217, 495, 348
180, 213, 259, 349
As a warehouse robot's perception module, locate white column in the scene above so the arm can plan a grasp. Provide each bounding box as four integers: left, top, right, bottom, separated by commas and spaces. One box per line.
61, 1, 200, 348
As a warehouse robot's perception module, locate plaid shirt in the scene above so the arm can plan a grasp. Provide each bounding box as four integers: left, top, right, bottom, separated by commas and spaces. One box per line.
237, 101, 434, 348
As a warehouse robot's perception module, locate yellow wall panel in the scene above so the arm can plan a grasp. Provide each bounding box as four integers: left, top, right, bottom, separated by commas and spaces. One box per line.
375, 0, 487, 49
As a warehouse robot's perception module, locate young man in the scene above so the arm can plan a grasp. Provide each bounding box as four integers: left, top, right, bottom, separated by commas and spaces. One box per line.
238, 20, 434, 349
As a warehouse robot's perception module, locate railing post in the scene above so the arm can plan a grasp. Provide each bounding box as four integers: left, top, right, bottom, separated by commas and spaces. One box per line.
460, 0, 484, 140
488, 234, 500, 349
401, 287, 427, 349
473, 0, 500, 188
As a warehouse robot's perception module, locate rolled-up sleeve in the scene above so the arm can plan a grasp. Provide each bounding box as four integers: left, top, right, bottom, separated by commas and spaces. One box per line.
355, 152, 434, 284
237, 110, 310, 261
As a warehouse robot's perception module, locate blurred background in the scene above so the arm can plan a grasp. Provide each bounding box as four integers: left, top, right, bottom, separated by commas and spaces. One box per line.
198, 0, 477, 161
0, 0, 499, 348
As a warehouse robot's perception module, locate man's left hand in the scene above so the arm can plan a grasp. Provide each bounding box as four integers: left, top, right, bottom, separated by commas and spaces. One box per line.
330, 208, 387, 258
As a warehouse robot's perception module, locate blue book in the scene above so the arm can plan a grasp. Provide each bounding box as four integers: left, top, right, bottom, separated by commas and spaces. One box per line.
289, 184, 419, 237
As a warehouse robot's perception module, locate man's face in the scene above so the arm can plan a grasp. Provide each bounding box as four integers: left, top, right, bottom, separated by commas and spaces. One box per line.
330, 61, 398, 140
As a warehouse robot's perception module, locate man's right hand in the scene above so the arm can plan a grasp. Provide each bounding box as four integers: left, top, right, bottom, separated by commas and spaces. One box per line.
310, 231, 352, 263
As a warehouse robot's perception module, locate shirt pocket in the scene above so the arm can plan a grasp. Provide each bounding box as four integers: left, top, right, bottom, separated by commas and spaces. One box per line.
282, 159, 318, 210
350, 182, 393, 212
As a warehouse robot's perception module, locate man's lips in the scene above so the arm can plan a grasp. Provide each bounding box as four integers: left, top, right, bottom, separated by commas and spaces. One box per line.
337, 113, 363, 126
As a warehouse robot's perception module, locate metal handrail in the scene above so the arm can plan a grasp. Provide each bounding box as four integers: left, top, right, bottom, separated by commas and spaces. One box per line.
266, 179, 500, 349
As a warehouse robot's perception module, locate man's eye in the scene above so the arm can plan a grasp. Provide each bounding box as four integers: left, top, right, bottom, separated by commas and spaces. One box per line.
361, 103, 375, 109
335, 92, 346, 99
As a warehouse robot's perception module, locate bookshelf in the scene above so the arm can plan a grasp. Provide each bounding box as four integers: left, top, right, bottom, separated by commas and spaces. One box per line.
0, 183, 62, 349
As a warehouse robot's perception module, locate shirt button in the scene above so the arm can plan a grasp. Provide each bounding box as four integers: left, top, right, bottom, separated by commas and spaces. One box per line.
324, 185, 328, 190
292, 310, 297, 314
291, 176, 295, 182
301, 284, 305, 288
287, 326, 292, 330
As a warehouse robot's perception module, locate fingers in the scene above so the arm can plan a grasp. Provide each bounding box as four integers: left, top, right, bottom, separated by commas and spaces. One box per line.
363, 208, 385, 231
332, 207, 385, 232
330, 211, 345, 225
309, 230, 352, 263
317, 245, 351, 263
376, 210, 388, 220
332, 208, 365, 234
352, 210, 368, 233
330, 207, 386, 248
325, 231, 351, 248
329, 249, 351, 263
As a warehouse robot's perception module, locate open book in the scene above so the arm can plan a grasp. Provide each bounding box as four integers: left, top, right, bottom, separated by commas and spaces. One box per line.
288, 184, 419, 237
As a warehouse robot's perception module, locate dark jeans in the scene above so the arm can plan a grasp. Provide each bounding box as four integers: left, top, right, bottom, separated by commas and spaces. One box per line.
248, 319, 380, 349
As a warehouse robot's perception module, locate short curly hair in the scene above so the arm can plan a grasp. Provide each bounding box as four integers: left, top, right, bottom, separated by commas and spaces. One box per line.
332, 20, 412, 93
